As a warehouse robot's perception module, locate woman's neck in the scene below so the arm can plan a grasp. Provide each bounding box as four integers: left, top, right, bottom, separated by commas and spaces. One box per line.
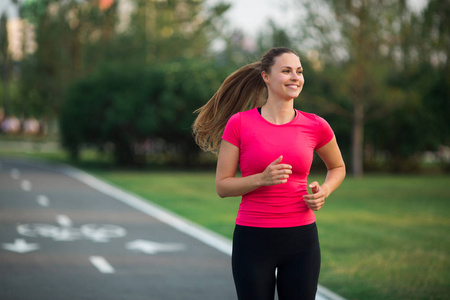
261, 101, 295, 125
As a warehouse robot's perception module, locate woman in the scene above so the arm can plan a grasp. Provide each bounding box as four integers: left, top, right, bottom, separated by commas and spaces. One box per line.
193, 47, 345, 300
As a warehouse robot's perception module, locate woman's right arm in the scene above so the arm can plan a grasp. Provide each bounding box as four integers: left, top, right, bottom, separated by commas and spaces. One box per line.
215, 140, 292, 198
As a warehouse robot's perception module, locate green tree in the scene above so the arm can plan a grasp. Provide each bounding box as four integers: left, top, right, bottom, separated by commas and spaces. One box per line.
0, 1, 22, 119
60, 64, 164, 164
0, 12, 11, 115
19, 0, 120, 121
294, 0, 425, 176
418, 0, 450, 148
19, 0, 228, 122
364, 0, 450, 172
60, 59, 227, 166
123, 0, 229, 65
257, 20, 293, 53
155, 58, 229, 164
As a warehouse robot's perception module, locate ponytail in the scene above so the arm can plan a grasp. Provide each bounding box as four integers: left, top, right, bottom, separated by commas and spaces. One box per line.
192, 47, 298, 153
192, 62, 266, 153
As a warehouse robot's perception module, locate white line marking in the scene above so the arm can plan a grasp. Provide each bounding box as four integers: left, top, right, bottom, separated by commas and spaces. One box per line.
37, 195, 50, 207
64, 169, 233, 256
126, 239, 185, 254
89, 256, 115, 274
11, 168, 20, 179
21, 180, 32, 191
56, 215, 73, 227
315, 285, 348, 300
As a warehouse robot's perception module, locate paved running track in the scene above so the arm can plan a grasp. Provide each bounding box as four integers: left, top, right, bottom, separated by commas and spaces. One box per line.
0, 157, 345, 300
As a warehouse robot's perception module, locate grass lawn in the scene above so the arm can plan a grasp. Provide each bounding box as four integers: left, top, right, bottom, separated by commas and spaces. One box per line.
90, 170, 450, 300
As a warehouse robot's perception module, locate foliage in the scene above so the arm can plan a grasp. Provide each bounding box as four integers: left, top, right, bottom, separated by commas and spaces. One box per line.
127, 0, 222, 64
60, 64, 158, 164
17, 0, 121, 120
0, 11, 11, 114
292, 0, 450, 174
153, 59, 229, 163
60, 59, 227, 166
18, 0, 230, 165
365, 63, 450, 172
17, 0, 228, 118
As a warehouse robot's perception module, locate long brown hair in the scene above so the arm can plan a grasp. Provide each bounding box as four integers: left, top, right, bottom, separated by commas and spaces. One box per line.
192, 47, 298, 153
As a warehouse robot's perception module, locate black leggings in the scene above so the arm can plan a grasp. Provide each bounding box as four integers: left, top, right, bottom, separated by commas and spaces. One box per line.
232, 223, 321, 300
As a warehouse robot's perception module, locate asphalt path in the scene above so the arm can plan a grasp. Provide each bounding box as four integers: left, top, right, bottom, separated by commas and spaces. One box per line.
0, 157, 345, 300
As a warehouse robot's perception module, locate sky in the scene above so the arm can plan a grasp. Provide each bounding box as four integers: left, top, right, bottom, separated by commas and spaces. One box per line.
206, 0, 430, 37
205, 0, 299, 37
0, 0, 18, 19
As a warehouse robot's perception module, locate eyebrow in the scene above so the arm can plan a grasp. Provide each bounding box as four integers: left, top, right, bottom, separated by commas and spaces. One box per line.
281, 66, 303, 70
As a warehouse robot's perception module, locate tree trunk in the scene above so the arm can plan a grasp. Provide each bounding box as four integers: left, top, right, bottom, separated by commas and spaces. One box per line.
352, 98, 364, 177
350, 1, 367, 178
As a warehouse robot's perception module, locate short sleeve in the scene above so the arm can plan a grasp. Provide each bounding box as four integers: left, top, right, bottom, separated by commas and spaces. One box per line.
222, 113, 241, 148
314, 115, 334, 150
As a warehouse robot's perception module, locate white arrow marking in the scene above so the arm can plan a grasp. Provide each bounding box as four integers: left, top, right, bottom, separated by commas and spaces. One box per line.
21, 180, 32, 191
37, 195, 50, 207
126, 239, 185, 255
10, 168, 20, 179
89, 256, 115, 274
2, 239, 40, 253
56, 215, 73, 227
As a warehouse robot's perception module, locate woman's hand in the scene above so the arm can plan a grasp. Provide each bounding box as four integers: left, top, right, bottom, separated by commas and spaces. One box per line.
217, 142, 293, 197
302, 136, 346, 211
260, 156, 292, 186
216, 142, 294, 198
302, 181, 327, 211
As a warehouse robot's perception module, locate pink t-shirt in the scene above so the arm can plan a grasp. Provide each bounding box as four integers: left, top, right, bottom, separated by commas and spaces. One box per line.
222, 108, 334, 228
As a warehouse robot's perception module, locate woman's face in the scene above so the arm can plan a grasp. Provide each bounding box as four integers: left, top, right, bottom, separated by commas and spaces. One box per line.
262, 53, 304, 100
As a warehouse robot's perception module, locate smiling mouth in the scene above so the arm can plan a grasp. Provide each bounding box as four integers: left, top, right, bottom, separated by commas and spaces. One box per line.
286, 84, 299, 89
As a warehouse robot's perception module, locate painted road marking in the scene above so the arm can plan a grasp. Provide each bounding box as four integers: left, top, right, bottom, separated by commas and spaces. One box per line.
126, 239, 185, 254
21, 180, 32, 191
17, 222, 127, 242
37, 195, 50, 207
17, 222, 80, 242
2, 239, 40, 254
89, 256, 115, 274
56, 215, 73, 227
80, 224, 127, 243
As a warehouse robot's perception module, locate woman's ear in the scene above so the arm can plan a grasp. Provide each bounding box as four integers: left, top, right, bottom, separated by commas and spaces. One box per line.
261, 71, 270, 85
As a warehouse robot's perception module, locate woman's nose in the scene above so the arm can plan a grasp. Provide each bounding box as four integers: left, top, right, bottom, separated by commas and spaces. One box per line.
291, 72, 300, 80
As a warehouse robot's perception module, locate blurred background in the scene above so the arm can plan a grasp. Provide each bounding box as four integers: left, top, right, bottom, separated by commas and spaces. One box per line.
0, 1, 449, 300
0, 0, 448, 175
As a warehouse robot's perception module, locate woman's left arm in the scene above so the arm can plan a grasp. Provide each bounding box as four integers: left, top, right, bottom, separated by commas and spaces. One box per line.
302, 136, 346, 211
